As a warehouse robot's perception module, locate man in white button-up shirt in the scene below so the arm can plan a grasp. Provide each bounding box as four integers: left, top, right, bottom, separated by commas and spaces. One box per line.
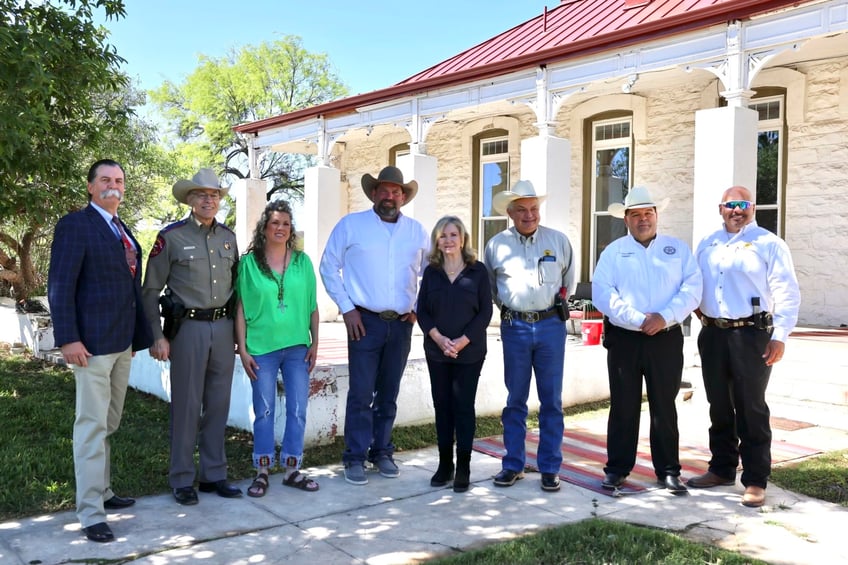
320, 166, 429, 486
592, 186, 702, 496
688, 185, 800, 508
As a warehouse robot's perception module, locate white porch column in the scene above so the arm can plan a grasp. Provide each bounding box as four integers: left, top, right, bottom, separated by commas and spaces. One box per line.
692, 106, 758, 245
396, 153, 438, 233
304, 165, 345, 321
519, 135, 572, 238
231, 178, 267, 254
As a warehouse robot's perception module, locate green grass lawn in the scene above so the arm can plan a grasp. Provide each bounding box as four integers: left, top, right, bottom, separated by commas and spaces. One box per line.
1, 346, 843, 564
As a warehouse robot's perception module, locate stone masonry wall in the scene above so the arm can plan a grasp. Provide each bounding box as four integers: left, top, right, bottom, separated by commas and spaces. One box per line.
332, 62, 847, 327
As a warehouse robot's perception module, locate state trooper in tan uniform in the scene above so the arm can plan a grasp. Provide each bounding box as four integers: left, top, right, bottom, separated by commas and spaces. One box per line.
142, 169, 242, 505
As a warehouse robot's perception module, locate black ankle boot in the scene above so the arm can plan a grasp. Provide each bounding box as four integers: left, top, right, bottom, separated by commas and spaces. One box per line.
453, 449, 471, 493
430, 446, 455, 487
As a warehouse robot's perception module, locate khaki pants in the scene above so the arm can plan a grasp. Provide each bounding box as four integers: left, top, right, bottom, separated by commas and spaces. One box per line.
72, 347, 132, 527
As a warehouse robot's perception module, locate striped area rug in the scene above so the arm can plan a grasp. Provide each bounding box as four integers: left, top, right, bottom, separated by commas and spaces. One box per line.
317, 340, 349, 365
472, 425, 822, 496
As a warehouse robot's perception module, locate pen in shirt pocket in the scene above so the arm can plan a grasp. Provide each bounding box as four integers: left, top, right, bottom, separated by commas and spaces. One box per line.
538, 254, 556, 285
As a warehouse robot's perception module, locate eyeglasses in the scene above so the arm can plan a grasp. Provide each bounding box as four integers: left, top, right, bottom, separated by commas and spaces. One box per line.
721, 200, 753, 210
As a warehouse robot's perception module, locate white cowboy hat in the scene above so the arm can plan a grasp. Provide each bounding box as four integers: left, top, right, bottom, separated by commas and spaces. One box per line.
361, 166, 418, 205
172, 168, 229, 205
492, 180, 547, 216
607, 186, 669, 219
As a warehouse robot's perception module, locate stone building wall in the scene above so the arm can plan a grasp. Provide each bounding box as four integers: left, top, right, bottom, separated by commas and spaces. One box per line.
323, 61, 848, 327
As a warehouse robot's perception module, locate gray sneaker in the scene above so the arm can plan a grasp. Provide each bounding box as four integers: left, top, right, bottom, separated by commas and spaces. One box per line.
344, 463, 368, 485
373, 456, 400, 478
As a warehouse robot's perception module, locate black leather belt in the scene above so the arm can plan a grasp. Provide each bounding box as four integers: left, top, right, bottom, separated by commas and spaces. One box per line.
501, 306, 558, 324
355, 305, 405, 321
184, 306, 229, 321
700, 315, 755, 329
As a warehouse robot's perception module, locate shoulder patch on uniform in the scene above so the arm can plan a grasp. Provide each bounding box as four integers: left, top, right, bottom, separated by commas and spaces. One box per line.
149, 234, 166, 258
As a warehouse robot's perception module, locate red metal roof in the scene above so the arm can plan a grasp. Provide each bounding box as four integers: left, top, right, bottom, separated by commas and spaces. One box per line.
235, 0, 805, 134
400, 0, 736, 85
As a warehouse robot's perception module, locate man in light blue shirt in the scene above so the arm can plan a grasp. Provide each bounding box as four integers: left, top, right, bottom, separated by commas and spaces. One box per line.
484, 180, 574, 493
320, 166, 429, 485
592, 186, 701, 495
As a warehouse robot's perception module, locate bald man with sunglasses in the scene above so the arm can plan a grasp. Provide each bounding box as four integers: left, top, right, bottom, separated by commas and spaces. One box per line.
689, 186, 800, 508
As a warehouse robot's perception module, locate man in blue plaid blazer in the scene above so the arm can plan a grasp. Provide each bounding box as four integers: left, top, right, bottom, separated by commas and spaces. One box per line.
47, 159, 153, 543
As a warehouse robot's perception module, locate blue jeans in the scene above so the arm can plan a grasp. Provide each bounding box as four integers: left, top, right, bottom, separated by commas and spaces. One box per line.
343, 313, 413, 464
500, 316, 566, 474
251, 345, 309, 470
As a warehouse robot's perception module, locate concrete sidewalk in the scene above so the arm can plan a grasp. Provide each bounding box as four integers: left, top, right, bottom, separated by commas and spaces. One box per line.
1, 329, 847, 565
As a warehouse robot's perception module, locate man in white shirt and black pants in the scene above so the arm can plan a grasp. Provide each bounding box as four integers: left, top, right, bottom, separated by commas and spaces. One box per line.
688, 186, 800, 508
320, 166, 430, 486
592, 186, 702, 495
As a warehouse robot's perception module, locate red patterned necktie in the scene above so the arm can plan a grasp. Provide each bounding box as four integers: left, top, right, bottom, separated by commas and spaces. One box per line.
112, 216, 137, 277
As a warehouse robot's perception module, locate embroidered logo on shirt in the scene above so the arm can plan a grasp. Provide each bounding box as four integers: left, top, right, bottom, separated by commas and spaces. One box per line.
663, 246, 676, 255
224, 241, 232, 250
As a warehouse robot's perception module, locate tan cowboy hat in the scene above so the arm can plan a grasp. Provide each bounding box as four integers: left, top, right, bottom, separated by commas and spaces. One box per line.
607, 186, 669, 219
361, 166, 418, 205
492, 180, 546, 216
172, 168, 230, 205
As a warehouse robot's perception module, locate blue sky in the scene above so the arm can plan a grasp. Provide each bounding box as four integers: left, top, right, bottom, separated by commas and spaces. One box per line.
102, 1, 557, 97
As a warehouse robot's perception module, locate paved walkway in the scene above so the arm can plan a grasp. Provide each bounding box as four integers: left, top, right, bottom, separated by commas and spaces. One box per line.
1, 329, 846, 565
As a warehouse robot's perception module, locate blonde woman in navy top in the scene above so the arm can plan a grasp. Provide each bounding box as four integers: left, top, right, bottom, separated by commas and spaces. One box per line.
417, 216, 492, 492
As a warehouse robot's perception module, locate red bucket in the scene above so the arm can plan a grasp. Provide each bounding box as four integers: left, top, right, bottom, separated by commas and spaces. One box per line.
581, 320, 603, 346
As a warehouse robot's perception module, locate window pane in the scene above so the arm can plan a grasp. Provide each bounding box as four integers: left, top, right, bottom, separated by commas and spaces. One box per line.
756, 208, 778, 235
595, 122, 631, 141
751, 100, 781, 121
481, 219, 507, 251
482, 161, 508, 216
595, 148, 629, 209
595, 215, 626, 264
482, 139, 508, 156
756, 130, 779, 206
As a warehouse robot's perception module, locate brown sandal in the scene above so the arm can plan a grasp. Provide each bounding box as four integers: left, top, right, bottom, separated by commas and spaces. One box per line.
247, 472, 269, 498
283, 470, 319, 492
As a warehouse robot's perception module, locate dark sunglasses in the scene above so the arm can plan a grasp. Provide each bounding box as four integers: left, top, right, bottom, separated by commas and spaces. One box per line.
721, 200, 753, 210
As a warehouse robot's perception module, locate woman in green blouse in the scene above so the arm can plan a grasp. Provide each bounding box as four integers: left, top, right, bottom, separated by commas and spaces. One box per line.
235, 200, 319, 497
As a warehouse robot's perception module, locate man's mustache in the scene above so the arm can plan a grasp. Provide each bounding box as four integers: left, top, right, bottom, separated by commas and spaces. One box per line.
101, 189, 123, 200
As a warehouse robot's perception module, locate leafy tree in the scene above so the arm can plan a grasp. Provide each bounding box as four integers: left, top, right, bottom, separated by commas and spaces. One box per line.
0, 0, 130, 299
0, 0, 178, 300
150, 36, 348, 201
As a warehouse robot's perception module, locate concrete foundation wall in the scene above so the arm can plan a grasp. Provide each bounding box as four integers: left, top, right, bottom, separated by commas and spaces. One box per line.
2, 302, 617, 449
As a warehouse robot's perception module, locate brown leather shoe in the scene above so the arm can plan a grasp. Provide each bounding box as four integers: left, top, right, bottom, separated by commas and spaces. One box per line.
686, 471, 735, 488
742, 486, 766, 507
